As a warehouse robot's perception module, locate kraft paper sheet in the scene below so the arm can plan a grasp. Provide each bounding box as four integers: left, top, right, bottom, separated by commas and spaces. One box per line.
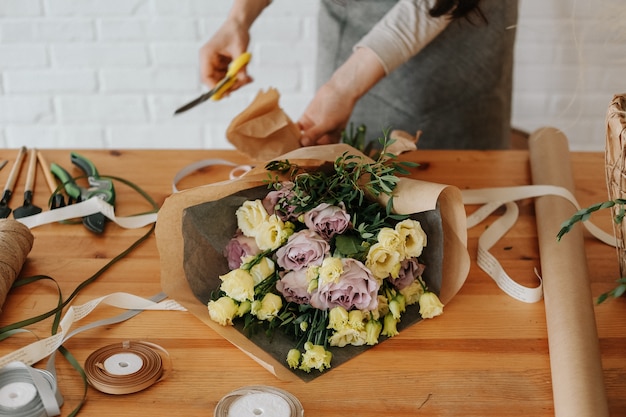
156, 144, 469, 381
528, 127, 609, 417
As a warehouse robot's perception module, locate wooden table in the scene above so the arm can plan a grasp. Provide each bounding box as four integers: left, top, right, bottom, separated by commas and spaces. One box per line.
0, 148, 624, 416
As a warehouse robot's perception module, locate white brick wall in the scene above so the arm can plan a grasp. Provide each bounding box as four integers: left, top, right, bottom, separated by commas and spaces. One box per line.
0, 0, 624, 151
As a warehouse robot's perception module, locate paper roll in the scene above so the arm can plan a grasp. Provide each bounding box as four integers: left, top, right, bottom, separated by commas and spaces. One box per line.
528, 127, 609, 417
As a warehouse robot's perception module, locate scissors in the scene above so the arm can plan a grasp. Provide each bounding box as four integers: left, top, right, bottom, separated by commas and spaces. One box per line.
174, 52, 252, 115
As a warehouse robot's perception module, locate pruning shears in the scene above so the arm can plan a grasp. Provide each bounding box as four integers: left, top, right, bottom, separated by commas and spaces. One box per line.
174, 52, 251, 115
50, 152, 115, 234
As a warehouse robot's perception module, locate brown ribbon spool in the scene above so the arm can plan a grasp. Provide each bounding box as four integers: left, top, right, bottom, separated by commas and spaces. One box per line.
0, 219, 34, 313
84, 341, 169, 395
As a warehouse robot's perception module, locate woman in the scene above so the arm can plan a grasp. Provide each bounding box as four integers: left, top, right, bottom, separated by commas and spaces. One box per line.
200, 0, 518, 149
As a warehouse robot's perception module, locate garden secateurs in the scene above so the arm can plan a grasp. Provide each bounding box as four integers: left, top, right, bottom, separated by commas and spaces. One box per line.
50, 152, 115, 234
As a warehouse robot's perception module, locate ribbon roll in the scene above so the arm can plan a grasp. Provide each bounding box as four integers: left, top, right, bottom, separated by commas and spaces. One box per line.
0, 361, 63, 417
84, 341, 169, 395
215, 386, 304, 417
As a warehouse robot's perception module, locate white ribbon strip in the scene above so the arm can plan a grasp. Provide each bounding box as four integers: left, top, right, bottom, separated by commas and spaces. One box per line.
0, 292, 186, 369
462, 184, 617, 303
15, 197, 157, 230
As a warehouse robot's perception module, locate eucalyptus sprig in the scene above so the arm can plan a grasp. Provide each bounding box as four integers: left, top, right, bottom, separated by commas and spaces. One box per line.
557, 198, 626, 304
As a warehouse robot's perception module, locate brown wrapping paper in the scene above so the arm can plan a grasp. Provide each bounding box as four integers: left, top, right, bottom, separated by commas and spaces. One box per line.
528, 127, 609, 417
156, 144, 469, 380
226, 88, 301, 162
605, 93, 626, 275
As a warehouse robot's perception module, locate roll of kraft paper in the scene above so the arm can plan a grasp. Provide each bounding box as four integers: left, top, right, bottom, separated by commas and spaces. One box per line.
528, 127, 609, 417
0, 219, 34, 312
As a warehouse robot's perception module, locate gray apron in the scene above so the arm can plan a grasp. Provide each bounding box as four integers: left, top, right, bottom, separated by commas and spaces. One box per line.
317, 0, 518, 149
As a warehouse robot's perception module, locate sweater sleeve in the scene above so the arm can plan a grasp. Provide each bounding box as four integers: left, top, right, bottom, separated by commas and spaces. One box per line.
354, 0, 451, 74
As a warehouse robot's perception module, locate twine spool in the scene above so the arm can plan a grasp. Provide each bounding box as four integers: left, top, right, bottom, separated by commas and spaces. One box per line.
0, 219, 34, 313
605, 94, 626, 275
84, 341, 168, 395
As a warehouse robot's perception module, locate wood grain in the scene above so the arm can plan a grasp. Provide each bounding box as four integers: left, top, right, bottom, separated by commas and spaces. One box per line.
0, 148, 624, 417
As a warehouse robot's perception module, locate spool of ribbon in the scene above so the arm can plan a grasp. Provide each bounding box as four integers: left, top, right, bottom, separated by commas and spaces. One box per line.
84, 341, 169, 395
214, 386, 304, 417
0, 219, 34, 313
0, 361, 63, 417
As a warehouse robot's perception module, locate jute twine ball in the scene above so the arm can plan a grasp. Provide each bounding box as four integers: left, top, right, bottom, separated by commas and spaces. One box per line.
0, 219, 34, 312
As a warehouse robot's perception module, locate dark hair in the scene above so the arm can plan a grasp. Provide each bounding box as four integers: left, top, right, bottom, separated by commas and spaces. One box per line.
429, 0, 485, 21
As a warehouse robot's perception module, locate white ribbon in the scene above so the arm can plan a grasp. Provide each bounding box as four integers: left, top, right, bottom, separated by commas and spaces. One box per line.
14, 197, 157, 230
462, 184, 616, 303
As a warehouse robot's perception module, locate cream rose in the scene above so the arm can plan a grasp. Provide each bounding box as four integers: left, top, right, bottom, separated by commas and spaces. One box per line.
219, 268, 255, 302
396, 219, 427, 258
377, 227, 404, 258
207, 296, 238, 326
236, 199, 269, 237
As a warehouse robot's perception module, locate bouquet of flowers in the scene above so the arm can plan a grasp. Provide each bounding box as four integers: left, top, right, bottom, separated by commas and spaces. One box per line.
206, 136, 444, 373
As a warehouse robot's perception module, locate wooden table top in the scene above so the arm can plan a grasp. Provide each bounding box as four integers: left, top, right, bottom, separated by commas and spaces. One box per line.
0, 148, 624, 416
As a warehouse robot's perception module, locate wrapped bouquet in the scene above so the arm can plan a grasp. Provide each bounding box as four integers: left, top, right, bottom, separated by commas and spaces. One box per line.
157, 140, 469, 381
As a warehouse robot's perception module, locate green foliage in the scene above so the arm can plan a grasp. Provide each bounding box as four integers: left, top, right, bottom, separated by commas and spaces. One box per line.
557, 198, 626, 303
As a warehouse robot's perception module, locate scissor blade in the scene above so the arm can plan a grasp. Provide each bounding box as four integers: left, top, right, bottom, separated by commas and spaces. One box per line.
174, 90, 215, 115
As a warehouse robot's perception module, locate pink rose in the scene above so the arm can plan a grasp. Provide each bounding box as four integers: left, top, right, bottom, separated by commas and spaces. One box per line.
223, 231, 261, 269
303, 203, 350, 240
392, 258, 426, 290
276, 269, 311, 304
310, 258, 379, 311
262, 182, 297, 221
275, 229, 330, 271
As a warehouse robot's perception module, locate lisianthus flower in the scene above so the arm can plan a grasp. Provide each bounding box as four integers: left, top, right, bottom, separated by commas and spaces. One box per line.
262, 181, 298, 221
365, 319, 383, 345
347, 309, 365, 330
248, 256, 275, 285
286, 348, 301, 369
381, 312, 399, 337
328, 328, 367, 347
328, 306, 349, 331
219, 269, 255, 302
223, 231, 260, 270
419, 291, 444, 319
207, 296, 238, 326
276, 229, 330, 271
318, 256, 343, 285
276, 269, 311, 304
303, 202, 350, 240
376, 227, 404, 257
253, 292, 283, 320
236, 199, 269, 238
396, 219, 427, 258
365, 242, 402, 280
299, 342, 332, 373
392, 258, 425, 290
399, 280, 425, 305
255, 215, 294, 251
310, 258, 380, 311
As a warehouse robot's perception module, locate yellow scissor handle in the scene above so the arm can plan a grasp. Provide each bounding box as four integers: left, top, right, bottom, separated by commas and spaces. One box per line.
211, 52, 252, 101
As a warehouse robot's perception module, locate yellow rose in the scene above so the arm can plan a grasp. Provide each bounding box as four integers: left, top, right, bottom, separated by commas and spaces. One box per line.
396, 219, 427, 258
255, 216, 294, 251
328, 306, 349, 331
365, 242, 402, 280
207, 296, 238, 326
328, 328, 367, 347
399, 280, 424, 305
319, 257, 343, 285
419, 291, 444, 319
254, 292, 283, 320
365, 319, 382, 345
249, 256, 275, 285
220, 269, 255, 302
286, 349, 301, 369
299, 342, 332, 373
236, 199, 269, 237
